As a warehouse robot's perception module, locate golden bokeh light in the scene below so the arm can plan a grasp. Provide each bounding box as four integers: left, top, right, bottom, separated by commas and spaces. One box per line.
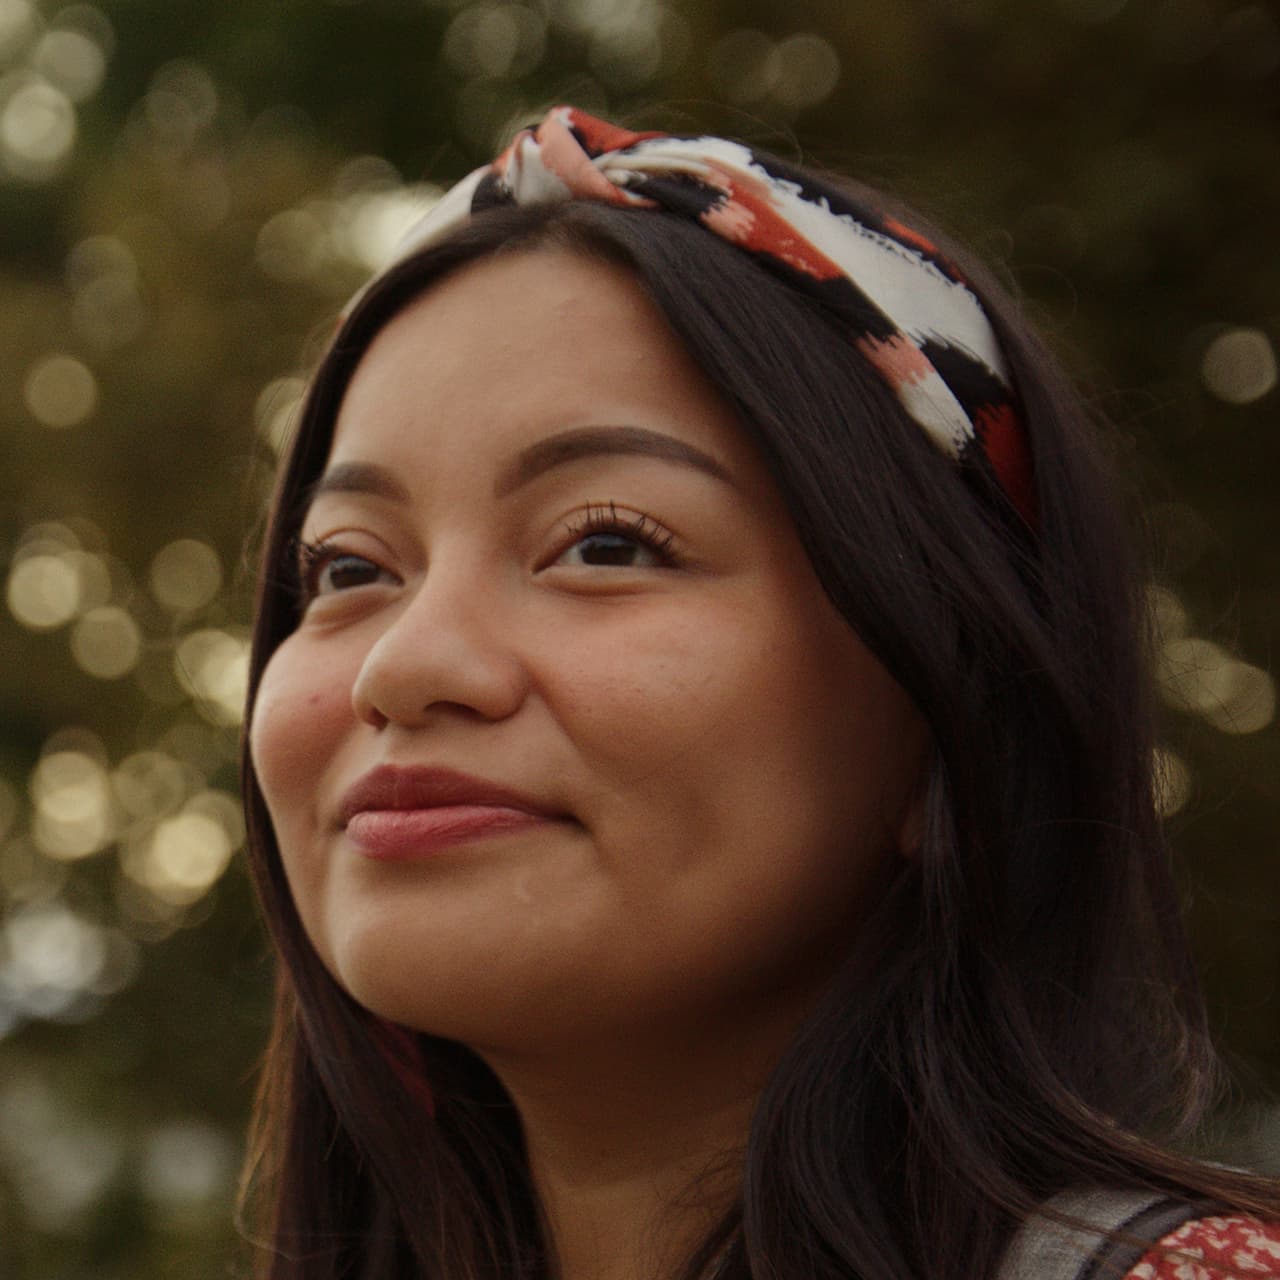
148, 539, 222, 613
7, 537, 111, 630
18, 519, 80, 552
1145, 583, 1188, 646
766, 33, 842, 110
173, 628, 249, 725
250, 181, 444, 305
186, 787, 245, 847
31, 28, 104, 104
334, 184, 443, 273
139, 1120, 236, 1212
28, 750, 113, 861
7, 553, 81, 630
0, 72, 76, 181
255, 207, 327, 284
334, 152, 399, 195
133, 813, 229, 903
254, 375, 306, 454
31, 750, 105, 821
707, 28, 840, 109
1158, 635, 1229, 712
122, 790, 241, 906
1158, 636, 1277, 735
53, 4, 115, 59
442, 3, 547, 79
65, 231, 135, 292
143, 59, 217, 154
1201, 327, 1278, 405
66, 233, 144, 349
113, 869, 186, 935
590, 22, 668, 90
111, 750, 191, 821
71, 266, 145, 348
1200, 661, 1277, 736
0, 0, 37, 62
3, 902, 107, 997
23, 353, 98, 427
0, 1075, 125, 1228
0, 836, 70, 903
70, 605, 142, 679
68, 550, 111, 610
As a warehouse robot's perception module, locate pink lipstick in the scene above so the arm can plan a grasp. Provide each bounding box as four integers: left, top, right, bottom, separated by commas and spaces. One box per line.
338, 765, 565, 861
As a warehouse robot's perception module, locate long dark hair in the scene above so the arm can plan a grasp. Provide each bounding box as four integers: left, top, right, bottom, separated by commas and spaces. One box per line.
238, 181, 1280, 1279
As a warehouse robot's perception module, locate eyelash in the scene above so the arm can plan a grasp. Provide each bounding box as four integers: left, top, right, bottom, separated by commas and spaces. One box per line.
290, 503, 679, 604
293, 537, 378, 604
557, 502, 679, 566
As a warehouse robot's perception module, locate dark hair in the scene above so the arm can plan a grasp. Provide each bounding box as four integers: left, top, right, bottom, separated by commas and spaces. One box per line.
238, 180, 1280, 1280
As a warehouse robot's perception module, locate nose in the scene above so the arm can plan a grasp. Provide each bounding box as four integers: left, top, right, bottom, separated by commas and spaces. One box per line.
350, 563, 530, 729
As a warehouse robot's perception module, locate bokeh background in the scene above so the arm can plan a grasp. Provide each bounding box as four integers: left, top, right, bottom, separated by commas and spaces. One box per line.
0, 0, 1277, 1275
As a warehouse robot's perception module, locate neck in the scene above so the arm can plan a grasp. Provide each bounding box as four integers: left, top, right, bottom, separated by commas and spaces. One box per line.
529, 1094, 742, 1280
477, 1026, 776, 1280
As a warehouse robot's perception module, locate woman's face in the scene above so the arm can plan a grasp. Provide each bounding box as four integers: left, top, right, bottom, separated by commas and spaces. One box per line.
250, 248, 929, 1058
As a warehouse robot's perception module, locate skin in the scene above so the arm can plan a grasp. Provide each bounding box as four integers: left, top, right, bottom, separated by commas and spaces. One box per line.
250, 249, 930, 1280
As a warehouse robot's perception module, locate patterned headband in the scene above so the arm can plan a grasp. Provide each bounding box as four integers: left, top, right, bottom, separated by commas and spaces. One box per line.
372, 105, 1034, 526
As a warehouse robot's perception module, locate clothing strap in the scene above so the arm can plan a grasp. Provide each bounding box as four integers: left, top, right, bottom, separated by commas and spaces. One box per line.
998, 1189, 1218, 1280
369, 105, 1035, 526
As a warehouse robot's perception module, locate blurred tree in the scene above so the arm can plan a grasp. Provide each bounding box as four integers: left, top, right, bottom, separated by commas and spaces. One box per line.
1, 0, 1277, 1273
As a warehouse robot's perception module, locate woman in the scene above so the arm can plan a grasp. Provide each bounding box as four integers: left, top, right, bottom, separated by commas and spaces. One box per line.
239, 108, 1280, 1280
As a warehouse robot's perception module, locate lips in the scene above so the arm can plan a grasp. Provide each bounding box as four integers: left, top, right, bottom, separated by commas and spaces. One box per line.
337, 764, 568, 860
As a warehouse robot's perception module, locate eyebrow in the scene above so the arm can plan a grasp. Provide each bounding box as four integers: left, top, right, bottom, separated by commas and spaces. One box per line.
307, 462, 412, 506
494, 425, 735, 497
306, 425, 736, 509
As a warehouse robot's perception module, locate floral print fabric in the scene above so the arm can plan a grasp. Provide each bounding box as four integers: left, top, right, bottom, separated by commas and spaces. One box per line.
1130, 1215, 1280, 1279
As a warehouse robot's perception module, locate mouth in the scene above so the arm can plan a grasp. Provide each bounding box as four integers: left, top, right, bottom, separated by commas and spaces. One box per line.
338, 764, 570, 861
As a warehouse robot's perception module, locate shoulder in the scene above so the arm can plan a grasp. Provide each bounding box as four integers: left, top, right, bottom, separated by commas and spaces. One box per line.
1127, 1215, 1280, 1279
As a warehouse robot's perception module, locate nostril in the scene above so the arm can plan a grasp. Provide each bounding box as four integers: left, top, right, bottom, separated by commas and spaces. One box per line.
352, 678, 389, 729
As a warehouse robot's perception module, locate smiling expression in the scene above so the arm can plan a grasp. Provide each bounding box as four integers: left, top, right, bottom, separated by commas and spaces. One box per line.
249, 248, 929, 1060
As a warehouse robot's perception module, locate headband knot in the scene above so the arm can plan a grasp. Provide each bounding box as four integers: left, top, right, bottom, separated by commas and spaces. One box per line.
376, 106, 1035, 526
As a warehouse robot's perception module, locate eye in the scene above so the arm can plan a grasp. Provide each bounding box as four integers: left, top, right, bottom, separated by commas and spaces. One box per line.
296, 539, 396, 603
553, 503, 679, 569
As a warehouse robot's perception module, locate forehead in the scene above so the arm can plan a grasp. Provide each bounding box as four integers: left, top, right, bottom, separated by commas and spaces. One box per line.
321, 248, 770, 493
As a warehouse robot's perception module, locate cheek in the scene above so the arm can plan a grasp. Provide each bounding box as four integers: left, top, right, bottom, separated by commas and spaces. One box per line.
548, 596, 910, 878
547, 610, 747, 809
525, 602, 919, 1026
249, 637, 355, 850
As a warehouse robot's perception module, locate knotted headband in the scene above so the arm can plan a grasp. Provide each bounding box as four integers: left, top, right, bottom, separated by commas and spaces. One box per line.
373, 105, 1035, 526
